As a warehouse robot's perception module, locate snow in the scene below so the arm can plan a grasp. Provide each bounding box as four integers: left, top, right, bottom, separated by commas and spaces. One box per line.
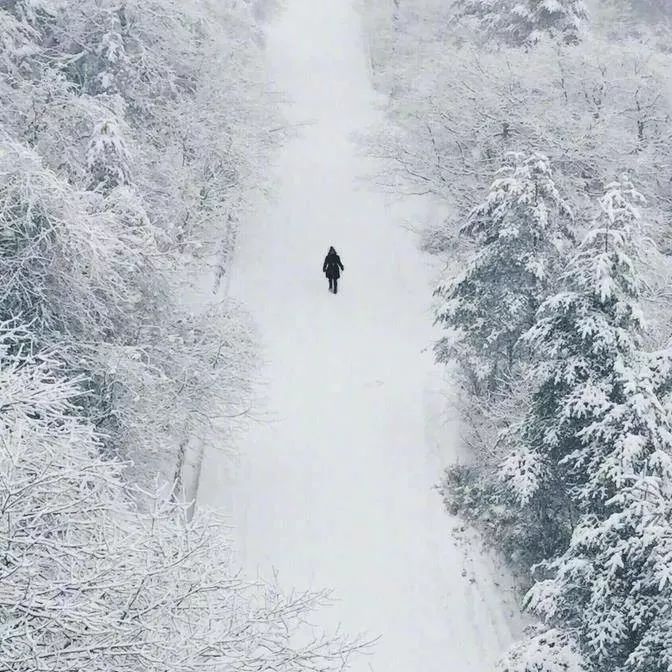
198, 1, 525, 670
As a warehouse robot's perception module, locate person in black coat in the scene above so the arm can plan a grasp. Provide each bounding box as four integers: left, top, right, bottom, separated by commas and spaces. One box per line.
323, 246, 344, 294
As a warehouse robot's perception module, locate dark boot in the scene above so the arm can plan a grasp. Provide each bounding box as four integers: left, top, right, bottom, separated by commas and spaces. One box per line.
333, 279, 338, 294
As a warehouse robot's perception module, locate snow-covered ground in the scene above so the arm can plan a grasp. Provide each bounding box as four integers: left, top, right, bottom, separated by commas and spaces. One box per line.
199, 1, 525, 670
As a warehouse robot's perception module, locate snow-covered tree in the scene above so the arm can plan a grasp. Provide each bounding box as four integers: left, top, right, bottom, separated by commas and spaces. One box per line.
434, 155, 573, 552
454, 0, 589, 45
522, 0, 589, 44
434, 152, 572, 392
1, 0, 274, 245
363, 10, 672, 250
362, 2, 672, 667
0, 139, 157, 345
523, 359, 672, 672
502, 179, 646, 506
501, 178, 672, 670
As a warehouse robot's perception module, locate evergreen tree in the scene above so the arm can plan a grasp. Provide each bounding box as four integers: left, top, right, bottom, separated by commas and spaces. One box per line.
435, 152, 572, 392
454, 0, 515, 40
502, 178, 646, 511
504, 178, 672, 671
523, 0, 589, 44
526, 358, 672, 672
454, 0, 589, 44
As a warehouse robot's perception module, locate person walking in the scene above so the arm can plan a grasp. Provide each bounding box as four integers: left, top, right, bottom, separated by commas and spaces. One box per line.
322, 246, 344, 294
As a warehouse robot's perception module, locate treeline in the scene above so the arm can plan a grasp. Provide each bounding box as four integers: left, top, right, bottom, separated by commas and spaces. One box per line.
362, 1, 672, 670
0, 0, 275, 489
0, 1, 358, 669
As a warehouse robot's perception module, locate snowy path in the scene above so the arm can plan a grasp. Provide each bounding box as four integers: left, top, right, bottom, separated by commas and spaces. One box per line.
199, 1, 524, 670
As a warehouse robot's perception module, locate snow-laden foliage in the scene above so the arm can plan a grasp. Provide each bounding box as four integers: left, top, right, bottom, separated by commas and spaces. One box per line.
497, 627, 587, 672
87, 303, 257, 487
2, 0, 272, 253
0, 0, 273, 486
0, 330, 362, 672
435, 152, 572, 392
454, 0, 589, 45
505, 180, 672, 671
0, 145, 226, 479
504, 180, 648, 508
0, 139, 159, 342
0, 2, 362, 668
524, 0, 589, 44
524, 369, 672, 671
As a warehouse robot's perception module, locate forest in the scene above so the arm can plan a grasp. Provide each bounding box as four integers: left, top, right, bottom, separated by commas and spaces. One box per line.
362, 0, 672, 670
3, 0, 672, 671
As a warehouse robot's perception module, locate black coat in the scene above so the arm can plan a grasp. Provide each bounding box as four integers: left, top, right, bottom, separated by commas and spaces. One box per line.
323, 252, 344, 279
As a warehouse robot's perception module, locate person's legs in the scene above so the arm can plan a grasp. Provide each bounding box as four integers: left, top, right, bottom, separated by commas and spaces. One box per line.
328, 276, 334, 292
333, 278, 338, 294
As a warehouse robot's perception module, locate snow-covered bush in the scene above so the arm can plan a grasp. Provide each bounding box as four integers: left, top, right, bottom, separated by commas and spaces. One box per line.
441, 461, 547, 578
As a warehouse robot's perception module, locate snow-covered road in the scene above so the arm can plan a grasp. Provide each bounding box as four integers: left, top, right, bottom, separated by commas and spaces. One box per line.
199, 1, 524, 670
